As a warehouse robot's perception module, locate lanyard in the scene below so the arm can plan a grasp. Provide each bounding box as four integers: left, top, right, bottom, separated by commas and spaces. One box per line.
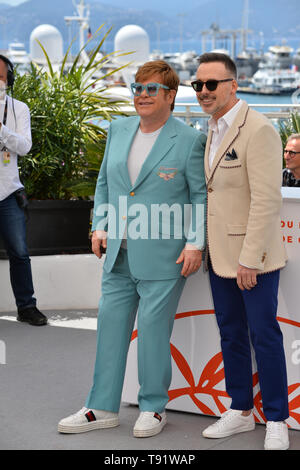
3, 97, 7, 126
1, 97, 8, 154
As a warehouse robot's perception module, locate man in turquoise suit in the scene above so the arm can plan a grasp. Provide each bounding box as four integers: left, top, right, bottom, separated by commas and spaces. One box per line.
58, 60, 206, 437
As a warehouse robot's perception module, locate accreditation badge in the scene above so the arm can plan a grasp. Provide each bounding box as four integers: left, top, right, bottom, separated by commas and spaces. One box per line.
1, 150, 10, 166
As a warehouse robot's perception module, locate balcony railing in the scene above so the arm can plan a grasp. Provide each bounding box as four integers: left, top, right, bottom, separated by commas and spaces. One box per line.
118, 102, 300, 128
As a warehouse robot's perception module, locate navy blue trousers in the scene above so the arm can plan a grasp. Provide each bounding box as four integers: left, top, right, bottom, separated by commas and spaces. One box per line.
209, 265, 289, 422
0, 193, 36, 310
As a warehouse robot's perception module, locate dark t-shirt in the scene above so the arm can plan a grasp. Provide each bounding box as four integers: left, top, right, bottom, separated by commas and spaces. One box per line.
282, 169, 300, 187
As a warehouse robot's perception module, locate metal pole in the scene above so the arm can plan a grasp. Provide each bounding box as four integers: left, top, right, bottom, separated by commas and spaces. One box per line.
156, 22, 161, 52
178, 13, 185, 53
201, 33, 206, 53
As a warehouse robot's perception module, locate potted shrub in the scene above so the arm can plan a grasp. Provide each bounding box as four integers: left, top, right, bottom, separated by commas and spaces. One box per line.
0, 26, 129, 257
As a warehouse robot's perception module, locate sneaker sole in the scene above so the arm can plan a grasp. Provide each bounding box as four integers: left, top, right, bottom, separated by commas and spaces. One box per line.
133, 419, 166, 438
202, 423, 255, 439
58, 417, 119, 434
17, 317, 47, 326
264, 442, 289, 450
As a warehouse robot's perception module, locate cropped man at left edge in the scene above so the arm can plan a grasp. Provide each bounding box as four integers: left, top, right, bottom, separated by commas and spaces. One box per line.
0, 55, 47, 326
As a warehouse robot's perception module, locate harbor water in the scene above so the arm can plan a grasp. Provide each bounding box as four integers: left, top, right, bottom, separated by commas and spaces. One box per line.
175, 91, 295, 114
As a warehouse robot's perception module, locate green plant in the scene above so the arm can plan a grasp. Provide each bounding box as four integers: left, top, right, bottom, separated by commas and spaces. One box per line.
12, 25, 130, 199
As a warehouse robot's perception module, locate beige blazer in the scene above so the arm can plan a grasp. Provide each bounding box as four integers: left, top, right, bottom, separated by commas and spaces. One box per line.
205, 100, 287, 278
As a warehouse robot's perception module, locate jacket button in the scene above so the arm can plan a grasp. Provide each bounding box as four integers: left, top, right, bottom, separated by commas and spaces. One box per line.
208, 188, 213, 193
130, 191, 135, 196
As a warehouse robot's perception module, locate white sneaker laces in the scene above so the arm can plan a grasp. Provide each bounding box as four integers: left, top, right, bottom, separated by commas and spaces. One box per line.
213, 410, 239, 429
266, 421, 285, 439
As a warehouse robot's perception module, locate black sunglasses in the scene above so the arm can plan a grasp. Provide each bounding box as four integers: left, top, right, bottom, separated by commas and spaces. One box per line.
191, 78, 234, 92
284, 149, 300, 157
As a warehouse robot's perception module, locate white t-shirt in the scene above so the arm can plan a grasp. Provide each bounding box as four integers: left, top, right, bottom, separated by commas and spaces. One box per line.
121, 125, 163, 247
127, 126, 162, 185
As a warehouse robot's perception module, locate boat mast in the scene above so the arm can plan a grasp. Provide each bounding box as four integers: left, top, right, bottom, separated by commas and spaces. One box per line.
64, 0, 90, 62
241, 0, 249, 52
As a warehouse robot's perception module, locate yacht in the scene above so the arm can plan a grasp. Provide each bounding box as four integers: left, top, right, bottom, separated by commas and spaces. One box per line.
242, 43, 300, 95
293, 46, 300, 70
235, 48, 261, 80
149, 50, 199, 81
7, 41, 30, 74
259, 45, 294, 70
251, 67, 300, 94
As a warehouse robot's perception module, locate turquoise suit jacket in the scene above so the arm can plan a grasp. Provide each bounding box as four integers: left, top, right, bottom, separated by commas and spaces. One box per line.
92, 115, 206, 280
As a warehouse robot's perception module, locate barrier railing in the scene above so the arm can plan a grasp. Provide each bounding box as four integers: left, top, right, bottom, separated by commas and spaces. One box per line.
118, 102, 300, 126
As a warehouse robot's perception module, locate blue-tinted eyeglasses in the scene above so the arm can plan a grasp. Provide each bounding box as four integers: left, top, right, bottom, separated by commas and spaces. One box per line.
131, 82, 170, 97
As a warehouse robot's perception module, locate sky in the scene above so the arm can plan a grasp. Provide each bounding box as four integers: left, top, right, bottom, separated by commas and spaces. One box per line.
0, 0, 205, 9
0, 0, 27, 4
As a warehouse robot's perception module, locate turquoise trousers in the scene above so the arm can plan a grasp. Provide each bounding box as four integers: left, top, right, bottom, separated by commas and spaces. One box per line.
85, 248, 186, 413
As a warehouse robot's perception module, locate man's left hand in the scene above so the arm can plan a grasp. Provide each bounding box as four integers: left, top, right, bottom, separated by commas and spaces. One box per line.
176, 248, 203, 277
237, 264, 258, 291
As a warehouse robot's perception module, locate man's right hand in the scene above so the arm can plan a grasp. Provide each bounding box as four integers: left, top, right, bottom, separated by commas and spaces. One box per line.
237, 264, 258, 291
91, 230, 107, 258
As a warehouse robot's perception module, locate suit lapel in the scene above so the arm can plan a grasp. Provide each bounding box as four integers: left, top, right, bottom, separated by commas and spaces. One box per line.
206, 101, 249, 184
117, 116, 140, 190
131, 115, 177, 190
204, 129, 212, 182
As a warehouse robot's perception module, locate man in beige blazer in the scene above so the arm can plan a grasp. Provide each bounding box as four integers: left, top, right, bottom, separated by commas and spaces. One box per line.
192, 52, 289, 450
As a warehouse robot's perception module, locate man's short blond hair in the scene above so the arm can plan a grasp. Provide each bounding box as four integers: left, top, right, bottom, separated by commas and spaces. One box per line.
135, 60, 179, 111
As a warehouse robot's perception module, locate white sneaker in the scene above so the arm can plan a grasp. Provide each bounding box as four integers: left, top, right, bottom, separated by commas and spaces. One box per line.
264, 421, 289, 450
58, 407, 119, 434
133, 411, 166, 438
202, 409, 255, 438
